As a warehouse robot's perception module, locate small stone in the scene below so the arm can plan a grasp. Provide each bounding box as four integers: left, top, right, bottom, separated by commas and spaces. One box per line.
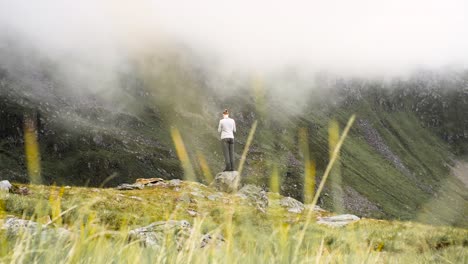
0, 180, 12, 192
129, 196, 143, 201
190, 192, 204, 198
317, 214, 360, 227
207, 194, 221, 201
169, 179, 182, 188
115, 194, 125, 202
187, 209, 197, 217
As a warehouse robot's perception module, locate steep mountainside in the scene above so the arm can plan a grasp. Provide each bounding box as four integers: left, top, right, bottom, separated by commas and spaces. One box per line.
0, 46, 467, 227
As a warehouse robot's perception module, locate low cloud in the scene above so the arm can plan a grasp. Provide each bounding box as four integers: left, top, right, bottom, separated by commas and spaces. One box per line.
1, 0, 467, 92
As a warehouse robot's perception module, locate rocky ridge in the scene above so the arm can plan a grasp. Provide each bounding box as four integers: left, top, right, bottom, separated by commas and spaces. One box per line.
1, 174, 362, 250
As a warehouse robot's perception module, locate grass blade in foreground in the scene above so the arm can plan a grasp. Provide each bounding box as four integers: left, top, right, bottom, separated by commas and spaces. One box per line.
292, 114, 356, 262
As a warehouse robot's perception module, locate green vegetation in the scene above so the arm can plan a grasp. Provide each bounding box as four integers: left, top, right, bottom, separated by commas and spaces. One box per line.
1, 183, 467, 263
1, 55, 467, 228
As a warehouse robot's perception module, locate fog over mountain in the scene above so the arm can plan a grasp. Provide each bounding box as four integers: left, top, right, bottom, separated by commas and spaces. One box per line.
1, 0, 468, 86
1, 1, 467, 228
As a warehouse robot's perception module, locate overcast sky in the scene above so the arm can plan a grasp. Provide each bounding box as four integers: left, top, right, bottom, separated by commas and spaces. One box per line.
1, 0, 468, 76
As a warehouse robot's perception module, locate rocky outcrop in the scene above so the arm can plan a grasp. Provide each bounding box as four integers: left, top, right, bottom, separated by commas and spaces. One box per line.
135, 178, 164, 185
128, 220, 225, 250
279, 197, 304, 213
116, 178, 182, 190
210, 171, 240, 193
237, 184, 269, 213
2, 217, 70, 239
128, 220, 191, 249
317, 214, 360, 227
116, 183, 144, 190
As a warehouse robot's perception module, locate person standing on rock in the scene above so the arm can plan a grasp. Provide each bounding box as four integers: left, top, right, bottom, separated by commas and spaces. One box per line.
218, 109, 236, 171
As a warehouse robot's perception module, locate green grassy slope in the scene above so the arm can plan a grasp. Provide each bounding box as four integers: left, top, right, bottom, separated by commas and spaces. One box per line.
0, 183, 467, 263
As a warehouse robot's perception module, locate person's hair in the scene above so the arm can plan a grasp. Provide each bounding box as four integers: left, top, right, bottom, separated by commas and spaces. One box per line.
223, 109, 229, 115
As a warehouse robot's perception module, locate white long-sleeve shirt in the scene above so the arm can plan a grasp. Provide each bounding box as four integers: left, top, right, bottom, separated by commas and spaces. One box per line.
218, 117, 236, 139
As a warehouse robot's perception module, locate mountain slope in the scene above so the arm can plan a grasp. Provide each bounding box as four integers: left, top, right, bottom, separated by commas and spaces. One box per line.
0, 48, 467, 227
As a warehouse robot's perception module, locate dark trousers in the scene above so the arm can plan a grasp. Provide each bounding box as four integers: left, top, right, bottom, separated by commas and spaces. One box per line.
221, 138, 235, 171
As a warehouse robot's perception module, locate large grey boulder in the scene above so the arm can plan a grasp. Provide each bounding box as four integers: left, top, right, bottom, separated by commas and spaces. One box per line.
210, 171, 240, 193
317, 214, 360, 227
2, 217, 40, 236
237, 184, 269, 213
280, 197, 305, 213
2, 217, 70, 239
0, 180, 12, 192
128, 220, 192, 249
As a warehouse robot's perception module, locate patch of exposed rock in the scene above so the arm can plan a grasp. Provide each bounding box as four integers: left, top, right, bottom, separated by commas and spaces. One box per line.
135, 178, 164, 185
116, 178, 182, 190
317, 214, 360, 227
128, 220, 191, 249
343, 186, 382, 217
128, 220, 225, 250
116, 183, 144, 190
279, 197, 304, 213
1, 217, 70, 239
357, 119, 411, 175
357, 119, 432, 193
210, 171, 240, 193
237, 184, 268, 213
